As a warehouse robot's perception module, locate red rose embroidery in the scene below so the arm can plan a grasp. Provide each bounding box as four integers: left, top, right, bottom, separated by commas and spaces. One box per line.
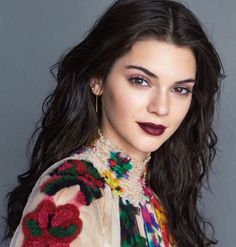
22, 200, 82, 247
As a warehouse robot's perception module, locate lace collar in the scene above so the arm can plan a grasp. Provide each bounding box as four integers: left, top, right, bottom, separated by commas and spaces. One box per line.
78, 129, 151, 206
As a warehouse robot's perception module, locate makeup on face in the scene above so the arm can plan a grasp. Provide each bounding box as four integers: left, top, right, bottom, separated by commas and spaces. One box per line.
125, 64, 195, 96
100, 39, 196, 160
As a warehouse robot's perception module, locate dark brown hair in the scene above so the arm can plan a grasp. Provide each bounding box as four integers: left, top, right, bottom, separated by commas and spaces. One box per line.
5, 0, 224, 246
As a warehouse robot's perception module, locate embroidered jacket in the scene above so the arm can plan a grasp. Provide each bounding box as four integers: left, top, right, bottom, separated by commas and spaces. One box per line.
10, 147, 173, 247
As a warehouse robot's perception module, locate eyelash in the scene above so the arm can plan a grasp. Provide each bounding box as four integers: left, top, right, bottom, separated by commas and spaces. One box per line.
128, 75, 193, 96
128, 75, 150, 87
171, 87, 193, 96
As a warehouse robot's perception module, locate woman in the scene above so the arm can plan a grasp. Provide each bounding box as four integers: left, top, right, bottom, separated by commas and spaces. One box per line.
4, 0, 224, 246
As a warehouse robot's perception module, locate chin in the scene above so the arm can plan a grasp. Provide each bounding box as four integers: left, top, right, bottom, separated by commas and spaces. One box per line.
137, 143, 163, 153
139, 138, 165, 151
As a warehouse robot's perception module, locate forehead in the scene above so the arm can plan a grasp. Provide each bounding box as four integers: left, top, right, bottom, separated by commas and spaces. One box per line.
114, 38, 196, 79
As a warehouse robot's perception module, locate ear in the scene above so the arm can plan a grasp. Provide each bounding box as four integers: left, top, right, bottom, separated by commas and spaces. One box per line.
89, 77, 103, 96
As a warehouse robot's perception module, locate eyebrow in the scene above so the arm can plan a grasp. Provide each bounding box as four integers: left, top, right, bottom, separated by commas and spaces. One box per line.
126, 65, 158, 78
125, 65, 196, 84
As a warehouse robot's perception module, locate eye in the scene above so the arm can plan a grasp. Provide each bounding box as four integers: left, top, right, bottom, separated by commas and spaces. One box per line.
171, 87, 192, 95
128, 76, 150, 87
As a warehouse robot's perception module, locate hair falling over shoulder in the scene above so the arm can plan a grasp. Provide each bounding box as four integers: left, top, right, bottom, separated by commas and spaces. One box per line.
4, 0, 224, 246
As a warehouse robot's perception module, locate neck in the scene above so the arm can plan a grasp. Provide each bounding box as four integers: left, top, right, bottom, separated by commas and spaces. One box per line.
95, 129, 151, 166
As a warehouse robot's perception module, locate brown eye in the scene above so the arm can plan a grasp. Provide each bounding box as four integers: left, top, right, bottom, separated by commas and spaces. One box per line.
171, 87, 192, 95
128, 76, 150, 87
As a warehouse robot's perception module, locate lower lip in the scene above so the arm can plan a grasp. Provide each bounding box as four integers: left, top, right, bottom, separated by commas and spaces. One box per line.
138, 123, 166, 136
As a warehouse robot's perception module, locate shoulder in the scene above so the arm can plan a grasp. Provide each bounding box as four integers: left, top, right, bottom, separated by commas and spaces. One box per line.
10, 156, 106, 247
40, 158, 105, 205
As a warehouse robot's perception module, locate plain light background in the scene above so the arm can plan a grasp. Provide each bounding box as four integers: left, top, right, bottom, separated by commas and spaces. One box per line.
0, 0, 235, 246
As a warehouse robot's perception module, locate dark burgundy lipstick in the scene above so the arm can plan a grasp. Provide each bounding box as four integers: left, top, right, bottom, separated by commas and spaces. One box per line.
137, 122, 166, 136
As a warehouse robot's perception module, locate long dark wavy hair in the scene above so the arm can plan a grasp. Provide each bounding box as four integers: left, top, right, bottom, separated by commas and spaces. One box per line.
4, 0, 224, 246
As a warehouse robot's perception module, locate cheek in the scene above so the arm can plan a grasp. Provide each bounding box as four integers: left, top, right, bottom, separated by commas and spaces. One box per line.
103, 84, 143, 118
171, 98, 192, 125
102, 85, 129, 121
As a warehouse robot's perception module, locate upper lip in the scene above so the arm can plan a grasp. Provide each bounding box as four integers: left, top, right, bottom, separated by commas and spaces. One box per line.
137, 122, 166, 129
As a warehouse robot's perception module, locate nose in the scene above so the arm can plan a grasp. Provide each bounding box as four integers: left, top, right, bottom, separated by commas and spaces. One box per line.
147, 90, 169, 116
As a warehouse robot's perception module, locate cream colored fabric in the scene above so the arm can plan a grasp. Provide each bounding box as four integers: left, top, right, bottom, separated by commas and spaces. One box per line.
10, 154, 121, 247
9, 153, 166, 247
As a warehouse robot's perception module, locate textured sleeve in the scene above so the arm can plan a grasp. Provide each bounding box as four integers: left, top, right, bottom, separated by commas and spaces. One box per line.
9, 158, 106, 247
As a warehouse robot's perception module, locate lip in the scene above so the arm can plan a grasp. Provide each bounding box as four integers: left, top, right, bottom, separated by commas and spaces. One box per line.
137, 122, 166, 136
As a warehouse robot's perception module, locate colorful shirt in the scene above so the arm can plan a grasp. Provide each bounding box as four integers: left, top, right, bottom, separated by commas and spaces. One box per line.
10, 144, 173, 247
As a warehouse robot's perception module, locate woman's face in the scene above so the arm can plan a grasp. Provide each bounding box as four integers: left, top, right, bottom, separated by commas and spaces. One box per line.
93, 39, 196, 160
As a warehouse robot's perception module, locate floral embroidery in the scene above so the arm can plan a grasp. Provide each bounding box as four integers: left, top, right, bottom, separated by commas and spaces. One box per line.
101, 170, 124, 195
26, 140, 172, 247
108, 152, 132, 179
22, 200, 82, 247
100, 152, 133, 196
40, 159, 105, 205
119, 198, 147, 247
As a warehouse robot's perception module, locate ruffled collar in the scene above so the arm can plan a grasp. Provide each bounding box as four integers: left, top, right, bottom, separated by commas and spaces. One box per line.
78, 129, 151, 206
